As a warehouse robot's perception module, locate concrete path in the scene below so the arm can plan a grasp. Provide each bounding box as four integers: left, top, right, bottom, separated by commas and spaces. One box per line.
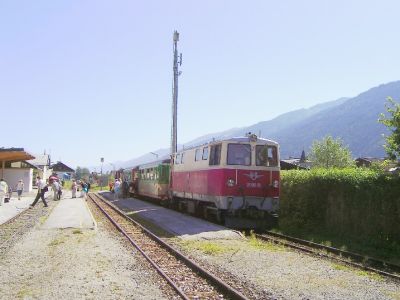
0, 190, 40, 225
102, 192, 242, 240
42, 197, 96, 230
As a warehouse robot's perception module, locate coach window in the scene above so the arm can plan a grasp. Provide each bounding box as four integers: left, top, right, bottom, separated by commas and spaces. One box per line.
202, 147, 209, 160
209, 144, 221, 165
227, 144, 251, 166
256, 145, 278, 167
195, 149, 202, 161
180, 153, 184, 164
176, 154, 181, 165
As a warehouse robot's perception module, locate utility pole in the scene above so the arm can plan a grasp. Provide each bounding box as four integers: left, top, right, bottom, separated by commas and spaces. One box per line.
170, 30, 182, 190
171, 30, 182, 157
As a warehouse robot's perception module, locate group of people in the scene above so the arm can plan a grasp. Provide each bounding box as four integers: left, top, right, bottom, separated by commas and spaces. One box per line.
0, 174, 94, 209
71, 179, 90, 198
109, 178, 129, 199
29, 175, 91, 208
0, 178, 25, 206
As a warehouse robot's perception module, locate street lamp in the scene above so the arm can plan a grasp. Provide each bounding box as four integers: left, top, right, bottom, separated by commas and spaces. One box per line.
100, 157, 104, 190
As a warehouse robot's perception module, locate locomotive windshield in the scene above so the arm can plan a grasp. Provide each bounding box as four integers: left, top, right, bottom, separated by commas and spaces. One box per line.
227, 144, 251, 166
256, 145, 278, 167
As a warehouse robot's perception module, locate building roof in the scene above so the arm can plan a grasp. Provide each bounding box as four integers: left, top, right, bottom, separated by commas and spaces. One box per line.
0, 148, 35, 162
51, 161, 75, 173
28, 154, 50, 167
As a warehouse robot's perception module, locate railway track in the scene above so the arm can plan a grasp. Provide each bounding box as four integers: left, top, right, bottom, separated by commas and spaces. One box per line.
0, 204, 52, 255
256, 231, 400, 281
88, 193, 249, 300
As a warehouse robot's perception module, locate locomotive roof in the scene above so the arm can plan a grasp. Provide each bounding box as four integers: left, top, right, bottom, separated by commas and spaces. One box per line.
175, 136, 279, 154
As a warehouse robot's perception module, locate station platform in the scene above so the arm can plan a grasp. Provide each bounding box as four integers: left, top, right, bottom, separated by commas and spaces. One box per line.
100, 192, 242, 240
42, 197, 96, 230
0, 190, 38, 225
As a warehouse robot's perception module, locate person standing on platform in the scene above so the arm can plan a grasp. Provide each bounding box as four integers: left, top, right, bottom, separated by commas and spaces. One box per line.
15, 179, 24, 200
30, 176, 48, 208
0, 179, 8, 206
52, 180, 60, 201
80, 180, 88, 198
71, 179, 77, 198
114, 179, 121, 199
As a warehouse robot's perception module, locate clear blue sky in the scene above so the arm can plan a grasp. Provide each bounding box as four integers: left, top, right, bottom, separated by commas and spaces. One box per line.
2, 0, 400, 168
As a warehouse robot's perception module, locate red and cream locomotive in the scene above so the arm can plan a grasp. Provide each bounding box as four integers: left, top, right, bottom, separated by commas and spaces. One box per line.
170, 134, 279, 227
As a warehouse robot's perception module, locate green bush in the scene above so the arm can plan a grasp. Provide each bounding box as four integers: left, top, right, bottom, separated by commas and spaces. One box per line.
280, 169, 400, 247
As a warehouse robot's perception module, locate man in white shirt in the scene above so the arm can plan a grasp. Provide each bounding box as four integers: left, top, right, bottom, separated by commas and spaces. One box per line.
0, 178, 8, 206
30, 176, 48, 208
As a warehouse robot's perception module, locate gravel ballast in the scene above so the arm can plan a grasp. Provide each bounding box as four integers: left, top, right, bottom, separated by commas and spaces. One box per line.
170, 238, 400, 299
0, 212, 171, 299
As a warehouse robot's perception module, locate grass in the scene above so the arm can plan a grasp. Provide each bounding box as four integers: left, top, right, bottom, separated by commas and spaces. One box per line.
270, 227, 400, 265
181, 240, 232, 255
247, 231, 285, 252
72, 229, 83, 234
48, 237, 65, 247
17, 288, 35, 299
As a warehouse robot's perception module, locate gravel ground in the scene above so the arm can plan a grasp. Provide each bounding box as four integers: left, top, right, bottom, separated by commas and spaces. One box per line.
0, 205, 173, 299
170, 238, 400, 300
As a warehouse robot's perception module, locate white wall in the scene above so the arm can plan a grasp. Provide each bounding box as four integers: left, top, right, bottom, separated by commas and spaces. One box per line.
2, 168, 33, 192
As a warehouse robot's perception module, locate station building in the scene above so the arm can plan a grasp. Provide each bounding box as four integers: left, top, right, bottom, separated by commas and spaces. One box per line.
0, 148, 36, 192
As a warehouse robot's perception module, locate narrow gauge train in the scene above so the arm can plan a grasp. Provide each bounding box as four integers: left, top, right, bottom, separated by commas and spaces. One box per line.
119, 134, 280, 228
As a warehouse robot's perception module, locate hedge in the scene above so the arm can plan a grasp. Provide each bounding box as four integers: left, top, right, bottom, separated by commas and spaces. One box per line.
280, 169, 400, 246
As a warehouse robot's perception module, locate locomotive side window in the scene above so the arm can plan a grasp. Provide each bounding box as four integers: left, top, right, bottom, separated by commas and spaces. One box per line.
256, 145, 278, 167
195, 149, 202, 161
202, 147, 209, 160
227, 144, 251, 166
175, 154, 181, 165
209, 144, 221, 165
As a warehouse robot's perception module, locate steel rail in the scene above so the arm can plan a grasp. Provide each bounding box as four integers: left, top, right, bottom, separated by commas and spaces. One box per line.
264, 231, 400, 274
89, 193, 249, 300
256, 232, 400, 281
88, 194, 189, 300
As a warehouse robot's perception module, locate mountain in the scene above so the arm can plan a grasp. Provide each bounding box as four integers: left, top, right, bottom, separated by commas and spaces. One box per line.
106, 80, 399, 170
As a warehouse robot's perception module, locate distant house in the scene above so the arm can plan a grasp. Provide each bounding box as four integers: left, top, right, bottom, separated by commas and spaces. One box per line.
355, 157, 385, 168
280, 158, 312, 170
51, 161, 75, 180
28, 154, 51, 180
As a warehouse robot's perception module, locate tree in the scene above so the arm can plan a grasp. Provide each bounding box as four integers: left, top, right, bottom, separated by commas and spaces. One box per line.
379, 97, 400, 160
75, 166, 90, 180
308, 136, 353, 168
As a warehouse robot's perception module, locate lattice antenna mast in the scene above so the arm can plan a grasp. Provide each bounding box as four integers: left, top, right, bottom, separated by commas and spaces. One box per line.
171, 30, 182, 157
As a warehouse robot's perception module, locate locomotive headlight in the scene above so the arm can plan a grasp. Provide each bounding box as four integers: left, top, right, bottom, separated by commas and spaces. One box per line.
226, 179, 235, 187
273, 180, 279, 188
